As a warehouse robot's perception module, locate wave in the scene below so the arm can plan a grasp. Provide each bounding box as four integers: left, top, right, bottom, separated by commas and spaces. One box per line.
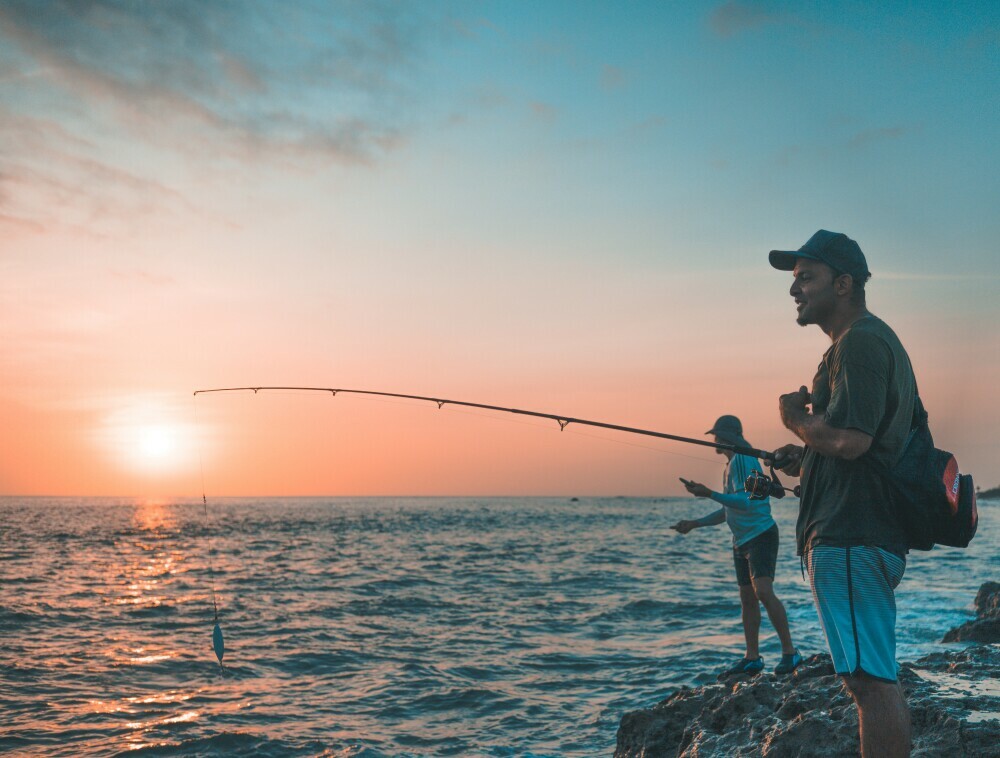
111, 731, 306, 758
0, 605, 44, 629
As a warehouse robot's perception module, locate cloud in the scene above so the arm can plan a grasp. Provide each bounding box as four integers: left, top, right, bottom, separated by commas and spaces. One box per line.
0, 110, 215, 235
847, 126, 907, 149
0, 1, 424, 162
877, 271, 1000, 282
769, 124, 911, 166
600, 65, 627, 92
449, 17, 501, 40
110, 269, 177, 287
964, 27, 1000, 52
528, 100, 557, 122
0, 0, 438, 232
709, 2, 793, 38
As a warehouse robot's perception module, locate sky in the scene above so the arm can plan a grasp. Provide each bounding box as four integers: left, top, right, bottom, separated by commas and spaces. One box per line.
1, 0, 997, 497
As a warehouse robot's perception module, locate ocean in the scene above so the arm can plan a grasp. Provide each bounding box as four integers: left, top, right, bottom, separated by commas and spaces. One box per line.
1, 496, 995, 756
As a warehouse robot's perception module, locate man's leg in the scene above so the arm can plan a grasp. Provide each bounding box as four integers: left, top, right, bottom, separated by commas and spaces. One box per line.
751, 576, 796, 655
807, 546, 909, 756
739, 583, 761, 659
842, 673, 910, 758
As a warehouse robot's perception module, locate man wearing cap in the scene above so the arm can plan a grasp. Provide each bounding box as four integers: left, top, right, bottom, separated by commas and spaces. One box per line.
769, 230, 915, 757
671, 415, 802, 677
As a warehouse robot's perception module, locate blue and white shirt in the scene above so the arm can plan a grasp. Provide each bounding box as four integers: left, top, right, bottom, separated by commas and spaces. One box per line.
711, 453, 776, 547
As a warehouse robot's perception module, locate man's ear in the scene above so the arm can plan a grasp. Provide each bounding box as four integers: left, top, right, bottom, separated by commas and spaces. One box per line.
834, 273, 854, 297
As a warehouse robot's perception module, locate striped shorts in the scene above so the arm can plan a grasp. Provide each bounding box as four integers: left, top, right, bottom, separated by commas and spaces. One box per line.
805, 545, 906, 682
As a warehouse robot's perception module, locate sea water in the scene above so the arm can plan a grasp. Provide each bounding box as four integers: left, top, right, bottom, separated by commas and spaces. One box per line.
1, 496, 996, 756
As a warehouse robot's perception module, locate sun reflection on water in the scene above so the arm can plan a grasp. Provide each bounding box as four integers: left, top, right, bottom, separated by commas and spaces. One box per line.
99, 501, 193, 676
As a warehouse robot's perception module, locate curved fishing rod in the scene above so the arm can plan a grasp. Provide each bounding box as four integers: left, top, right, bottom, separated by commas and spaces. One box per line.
192, 385, 795, 663
192, 385, 778, 462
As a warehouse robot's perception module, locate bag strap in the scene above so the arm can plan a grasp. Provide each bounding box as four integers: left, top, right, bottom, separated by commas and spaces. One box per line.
856, 342, 922, 470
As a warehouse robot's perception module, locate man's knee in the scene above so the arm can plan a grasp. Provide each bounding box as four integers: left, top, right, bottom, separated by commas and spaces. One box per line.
841, 673, 901, 703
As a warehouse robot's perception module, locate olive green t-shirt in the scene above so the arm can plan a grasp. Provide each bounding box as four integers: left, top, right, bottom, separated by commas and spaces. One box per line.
796, 315, 916, 557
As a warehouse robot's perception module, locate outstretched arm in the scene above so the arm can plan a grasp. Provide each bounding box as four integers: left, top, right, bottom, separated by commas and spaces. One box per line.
681, 475, 755, 514
709, 490, 755, 513
672, 508, 725, 534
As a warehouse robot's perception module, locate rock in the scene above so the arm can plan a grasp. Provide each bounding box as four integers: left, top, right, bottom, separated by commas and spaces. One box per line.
616, 647, 1000, 757
943, 582, 1000, 643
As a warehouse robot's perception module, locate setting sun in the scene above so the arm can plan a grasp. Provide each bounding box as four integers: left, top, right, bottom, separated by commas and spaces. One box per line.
135, 425, 178, 467
96, 398, 200, 477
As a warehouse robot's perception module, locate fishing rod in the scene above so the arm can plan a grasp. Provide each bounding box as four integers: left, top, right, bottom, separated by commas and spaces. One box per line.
193, 385, 782, 463
192, 385, 798, 663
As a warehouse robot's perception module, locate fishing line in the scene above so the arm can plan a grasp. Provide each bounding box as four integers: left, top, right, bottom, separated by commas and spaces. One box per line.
193, 394, 226, 671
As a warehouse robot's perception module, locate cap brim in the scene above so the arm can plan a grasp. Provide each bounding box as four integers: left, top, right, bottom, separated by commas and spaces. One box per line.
769, 250, 801, 271
712, 431, 750, 448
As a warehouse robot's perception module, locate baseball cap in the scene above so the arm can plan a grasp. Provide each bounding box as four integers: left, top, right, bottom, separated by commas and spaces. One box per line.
769, 230, 871, 281
706, 414, 750, 448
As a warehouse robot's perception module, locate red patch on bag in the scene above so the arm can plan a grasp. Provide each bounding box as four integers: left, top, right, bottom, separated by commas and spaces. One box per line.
942, 455, 960, 514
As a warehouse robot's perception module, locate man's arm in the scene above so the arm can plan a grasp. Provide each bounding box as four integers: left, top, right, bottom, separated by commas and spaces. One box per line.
671, 508, 725, 534
696, 509, 726, 526
709, 490, 755, 513
683, 474, 755, 512
779, 386, 873, 460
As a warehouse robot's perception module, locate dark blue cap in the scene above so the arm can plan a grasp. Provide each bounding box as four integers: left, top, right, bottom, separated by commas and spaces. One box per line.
769, 230, 871, 281
706, 415, 750, 448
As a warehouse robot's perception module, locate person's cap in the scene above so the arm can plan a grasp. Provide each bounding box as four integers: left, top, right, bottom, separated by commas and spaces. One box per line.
769, 230, 870, 280
706, 414, 749, 448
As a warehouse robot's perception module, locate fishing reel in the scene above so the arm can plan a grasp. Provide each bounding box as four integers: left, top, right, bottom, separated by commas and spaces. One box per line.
745, 467, 801, 500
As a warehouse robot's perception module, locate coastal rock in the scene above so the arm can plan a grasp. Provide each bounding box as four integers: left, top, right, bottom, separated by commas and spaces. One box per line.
943, 582, 1000, 643
616, 647, 1000, 757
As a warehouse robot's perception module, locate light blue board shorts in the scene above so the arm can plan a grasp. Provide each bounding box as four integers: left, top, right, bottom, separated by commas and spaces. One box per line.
805, 545, 906, 682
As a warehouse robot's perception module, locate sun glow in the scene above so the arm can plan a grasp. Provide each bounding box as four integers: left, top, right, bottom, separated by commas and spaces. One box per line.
97, 398, 202, 476
136, 425, 177, 464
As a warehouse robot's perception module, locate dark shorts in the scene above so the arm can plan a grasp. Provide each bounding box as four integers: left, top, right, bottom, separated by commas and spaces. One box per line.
733, 524, 779, 587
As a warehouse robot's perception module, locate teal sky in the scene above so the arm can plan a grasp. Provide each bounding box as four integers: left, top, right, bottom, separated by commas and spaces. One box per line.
1, 1, 998, 495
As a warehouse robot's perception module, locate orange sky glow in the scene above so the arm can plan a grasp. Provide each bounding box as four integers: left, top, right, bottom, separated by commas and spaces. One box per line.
1, 3, 998, 497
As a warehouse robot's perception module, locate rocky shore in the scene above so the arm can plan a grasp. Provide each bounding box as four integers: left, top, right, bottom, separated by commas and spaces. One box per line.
616, 583, 1000, 757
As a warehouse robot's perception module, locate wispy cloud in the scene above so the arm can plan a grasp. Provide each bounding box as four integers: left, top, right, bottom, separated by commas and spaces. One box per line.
600, 65, 628, 92
110, 269, 177, 287
528, 101, 557, 123
0, 110, 215, 235
877, 270, 1000, 282
770, 124, 911, 166
709, 1, 795, 38
0, 0, 437, 231
0, 1, 426, 161
848, 126, 907, 149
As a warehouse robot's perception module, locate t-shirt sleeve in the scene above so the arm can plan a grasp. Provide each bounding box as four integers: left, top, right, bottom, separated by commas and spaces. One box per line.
823, 329, 891, 436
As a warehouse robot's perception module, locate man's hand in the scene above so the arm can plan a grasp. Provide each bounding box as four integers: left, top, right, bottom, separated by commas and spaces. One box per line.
779, 385, 812, 430
671, 519, 699, 535
771, 443, 804, 477
681, 478, 712, 498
